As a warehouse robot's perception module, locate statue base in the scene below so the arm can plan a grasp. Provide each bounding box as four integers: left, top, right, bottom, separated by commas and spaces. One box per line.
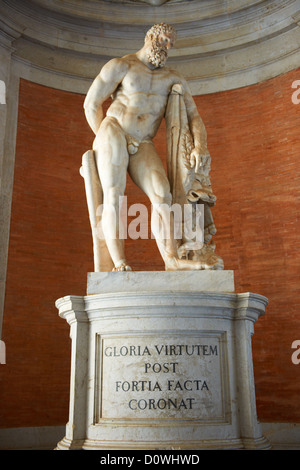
55, 271, 270, 450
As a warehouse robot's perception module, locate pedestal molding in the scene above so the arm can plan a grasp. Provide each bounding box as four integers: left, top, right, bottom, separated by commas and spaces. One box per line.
56, 272, 270, 450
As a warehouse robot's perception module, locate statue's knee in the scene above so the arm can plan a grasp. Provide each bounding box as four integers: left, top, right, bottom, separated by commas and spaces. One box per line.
152, 193, 172, 208
151, 171, 172, 205
104, 186, 124, 207
163, 191, 172, 206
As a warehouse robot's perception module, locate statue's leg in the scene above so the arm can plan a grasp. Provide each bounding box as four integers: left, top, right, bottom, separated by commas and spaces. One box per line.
128, 141, 179, 263
93, 117, 131, 271
128, 142, 221, 271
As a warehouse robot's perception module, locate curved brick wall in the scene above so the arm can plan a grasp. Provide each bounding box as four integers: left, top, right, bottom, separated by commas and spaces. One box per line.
196, 70, 300, 422
1, 69, 299, 427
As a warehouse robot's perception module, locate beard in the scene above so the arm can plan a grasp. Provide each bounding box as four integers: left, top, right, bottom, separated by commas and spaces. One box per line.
147, 40, 168, 68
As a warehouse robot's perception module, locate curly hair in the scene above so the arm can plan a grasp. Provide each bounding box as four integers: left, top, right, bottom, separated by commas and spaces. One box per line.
145, 23, 177, 42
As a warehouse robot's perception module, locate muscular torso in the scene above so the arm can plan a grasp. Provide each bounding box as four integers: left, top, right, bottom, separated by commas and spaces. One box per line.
106, 55, 182, 142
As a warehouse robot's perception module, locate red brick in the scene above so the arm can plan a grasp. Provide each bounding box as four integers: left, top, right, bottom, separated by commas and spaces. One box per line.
1, 70, 300, 428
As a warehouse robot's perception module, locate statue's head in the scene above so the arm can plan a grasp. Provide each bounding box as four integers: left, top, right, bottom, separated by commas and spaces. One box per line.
144, 23, 177, 68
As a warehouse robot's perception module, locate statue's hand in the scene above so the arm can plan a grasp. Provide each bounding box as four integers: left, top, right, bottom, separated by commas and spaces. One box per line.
190, 148, 210, 173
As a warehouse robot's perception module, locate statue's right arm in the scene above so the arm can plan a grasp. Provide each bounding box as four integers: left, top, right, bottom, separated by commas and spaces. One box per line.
84, 58, 128, 135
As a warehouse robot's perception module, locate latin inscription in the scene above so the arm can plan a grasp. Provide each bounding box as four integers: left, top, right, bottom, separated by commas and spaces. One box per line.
99, 335, 225, 420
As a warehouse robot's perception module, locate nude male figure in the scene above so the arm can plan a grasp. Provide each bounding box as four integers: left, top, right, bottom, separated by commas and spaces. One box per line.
84, 23, 211, 272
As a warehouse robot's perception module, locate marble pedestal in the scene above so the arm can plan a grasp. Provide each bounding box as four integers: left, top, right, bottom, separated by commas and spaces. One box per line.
56, 271, 270, 450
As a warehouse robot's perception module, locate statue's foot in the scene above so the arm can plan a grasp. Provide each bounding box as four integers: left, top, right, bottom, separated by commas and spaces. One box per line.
112, 263, 132, 272
207, 257, 224, 270
190, 243, 224, 271
165, 256, 223, 271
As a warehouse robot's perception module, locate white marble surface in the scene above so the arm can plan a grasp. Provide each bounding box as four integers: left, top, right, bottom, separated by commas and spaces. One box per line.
56, 271, 270, 450
1, 422, 300, 449
87, 270, 235, 295
83, 25, 223, 272
100, 332, 225, 421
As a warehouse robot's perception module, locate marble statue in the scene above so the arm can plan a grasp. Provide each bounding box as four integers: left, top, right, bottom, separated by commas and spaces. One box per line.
82, 23, 223, 272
